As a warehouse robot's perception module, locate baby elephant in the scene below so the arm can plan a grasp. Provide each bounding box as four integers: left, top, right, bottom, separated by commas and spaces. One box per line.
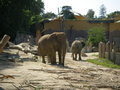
71, 40, 85, 60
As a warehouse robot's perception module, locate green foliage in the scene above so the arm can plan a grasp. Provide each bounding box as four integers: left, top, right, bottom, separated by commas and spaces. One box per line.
31, 15, 43, 24
42, 12, 57, 20
107, 11, 120, 19
99, 4, 107, 18
87, 26, 106, 47
61, 6, 76, 19
0, 0, 44, 40
86, 9, 95, 19
87, 58, 120, 69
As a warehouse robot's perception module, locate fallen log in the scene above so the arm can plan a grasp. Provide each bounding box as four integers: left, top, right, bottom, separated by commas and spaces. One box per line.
0, 34, 10, 53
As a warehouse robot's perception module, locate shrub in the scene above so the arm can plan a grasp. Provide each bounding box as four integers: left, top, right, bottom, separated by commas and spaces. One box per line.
87, 26, 106, 47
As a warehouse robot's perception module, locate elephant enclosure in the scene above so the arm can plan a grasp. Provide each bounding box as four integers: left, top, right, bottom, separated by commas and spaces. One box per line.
0, 49, 120, 90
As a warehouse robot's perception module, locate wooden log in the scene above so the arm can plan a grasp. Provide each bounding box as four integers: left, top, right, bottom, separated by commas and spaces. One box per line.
0, 34, 10, 53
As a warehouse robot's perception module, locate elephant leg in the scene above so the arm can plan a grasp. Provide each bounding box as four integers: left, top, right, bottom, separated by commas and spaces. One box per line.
60, 51, 65, 66
61, 56, 65, 66
58, 51, 62, 65
75, 53, 77, 60
51, 53, 56, 65
62, 47, 66, 65
42, 56, 46, 63
62, 53, 66, 66
53, 53, 57, 64
78, 52, 81, 60
72, 53, 75, 60
79, 52, 81, 60
49, 50, 56, 65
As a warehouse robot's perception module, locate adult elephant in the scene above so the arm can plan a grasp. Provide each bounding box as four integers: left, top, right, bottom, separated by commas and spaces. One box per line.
71, 40, 85, 60
38, 32, 67, 66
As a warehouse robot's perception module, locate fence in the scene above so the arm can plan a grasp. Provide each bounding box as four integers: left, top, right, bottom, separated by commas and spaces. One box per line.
99, 41, 120, 65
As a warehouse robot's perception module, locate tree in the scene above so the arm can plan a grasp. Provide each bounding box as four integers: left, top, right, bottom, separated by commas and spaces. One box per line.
42, 12, 57, 19
99, 4, 107, 18
0, 0, 44, 40
87, 26, 106, 47
86, 9, 95, 19
61, 6, 76, 19
107, 11, 120, 19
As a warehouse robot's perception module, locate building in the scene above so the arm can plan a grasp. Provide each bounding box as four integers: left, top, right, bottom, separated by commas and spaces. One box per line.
43, 15, 120, 45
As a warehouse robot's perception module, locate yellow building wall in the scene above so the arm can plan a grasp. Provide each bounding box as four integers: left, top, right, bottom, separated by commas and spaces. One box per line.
115, 15, 120, 20
44, 19, 120, 42
45, 20, 60, 30
110, 23, 120, 31
64, 20, 109, 31
109, 22, 120, 41
45, 20, 109, 31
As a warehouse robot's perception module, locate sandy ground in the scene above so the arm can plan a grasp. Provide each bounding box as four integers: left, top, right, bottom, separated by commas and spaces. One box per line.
0, 49, 120, 90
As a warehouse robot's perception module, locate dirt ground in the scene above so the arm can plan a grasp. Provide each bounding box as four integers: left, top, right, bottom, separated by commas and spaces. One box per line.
0, 49, 120, 90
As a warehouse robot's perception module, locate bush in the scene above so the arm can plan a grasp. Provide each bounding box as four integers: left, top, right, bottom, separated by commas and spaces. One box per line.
87, 26, 106, 47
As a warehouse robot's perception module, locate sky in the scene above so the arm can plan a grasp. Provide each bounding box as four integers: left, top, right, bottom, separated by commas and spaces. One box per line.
42, 0, 120, 17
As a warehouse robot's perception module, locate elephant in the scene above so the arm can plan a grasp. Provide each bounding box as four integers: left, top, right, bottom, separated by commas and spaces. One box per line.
71, 40, 85, 60
38, 32, 67, 66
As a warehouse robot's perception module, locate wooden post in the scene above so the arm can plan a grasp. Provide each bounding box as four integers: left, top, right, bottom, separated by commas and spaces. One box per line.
99, 42, 105, 58
115, 53, 120, 65
110, 42, 113, 52
99, 42, 102, 58
0, 34, 10, 53
105, 41, 110, 60
112, 42, 117, 63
